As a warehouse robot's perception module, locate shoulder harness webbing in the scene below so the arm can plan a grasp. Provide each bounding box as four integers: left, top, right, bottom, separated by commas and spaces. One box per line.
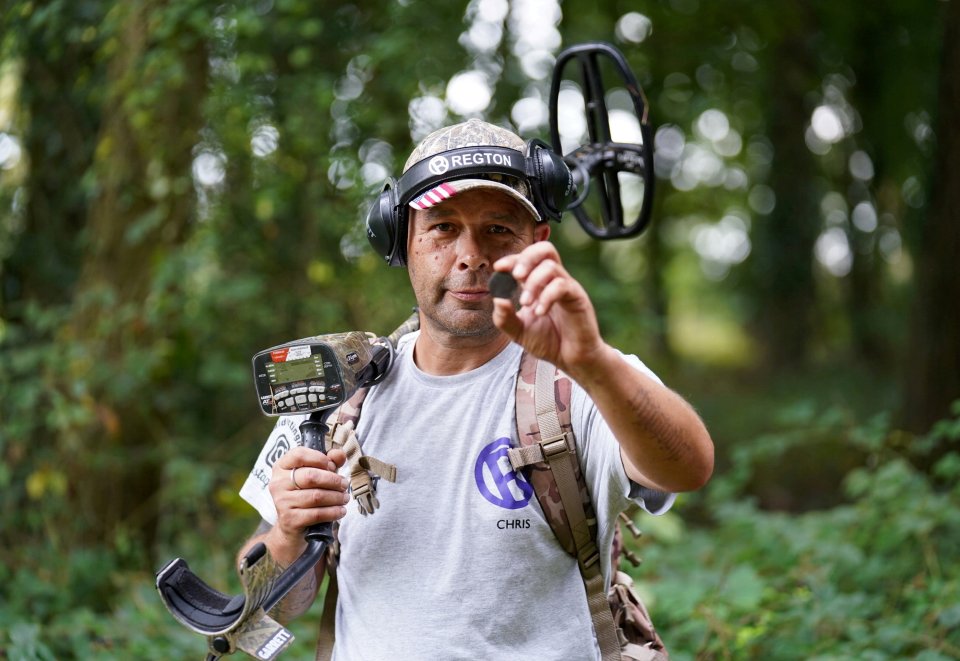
508, 351, 621, 660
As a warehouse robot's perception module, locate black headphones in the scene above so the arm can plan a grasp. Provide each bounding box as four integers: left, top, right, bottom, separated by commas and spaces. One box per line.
365, 138, 576, 266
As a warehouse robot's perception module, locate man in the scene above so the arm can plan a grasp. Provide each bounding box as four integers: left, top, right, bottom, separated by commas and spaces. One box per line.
238, 119, 713, 660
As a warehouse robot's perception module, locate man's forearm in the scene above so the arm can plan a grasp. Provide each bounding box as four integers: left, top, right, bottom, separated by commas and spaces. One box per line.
237, 521, 325, 623
567, 344, 714, 492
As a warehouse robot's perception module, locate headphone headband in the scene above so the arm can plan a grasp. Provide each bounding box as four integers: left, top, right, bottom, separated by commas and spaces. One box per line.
396, 146, 529, 207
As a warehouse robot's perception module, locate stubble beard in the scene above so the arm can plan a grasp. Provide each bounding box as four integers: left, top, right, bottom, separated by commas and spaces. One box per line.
420, 276, 500, 341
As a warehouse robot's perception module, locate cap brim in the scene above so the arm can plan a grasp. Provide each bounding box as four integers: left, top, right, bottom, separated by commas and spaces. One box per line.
407, 179, 542, 222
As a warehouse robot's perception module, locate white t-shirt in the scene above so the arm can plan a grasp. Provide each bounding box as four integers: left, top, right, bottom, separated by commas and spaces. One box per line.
240, 333, 674, 660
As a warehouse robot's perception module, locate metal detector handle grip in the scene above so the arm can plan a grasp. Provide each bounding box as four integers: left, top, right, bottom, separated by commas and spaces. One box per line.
298, 418, 335, 543
548, 41, 655, 239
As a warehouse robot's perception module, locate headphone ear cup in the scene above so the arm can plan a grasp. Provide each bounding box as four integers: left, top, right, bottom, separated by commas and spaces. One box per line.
366, 178, 405, 266
527, 139, 575, 220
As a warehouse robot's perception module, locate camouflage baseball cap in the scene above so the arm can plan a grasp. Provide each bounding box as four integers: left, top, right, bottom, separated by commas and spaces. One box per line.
402, 118, 542, 222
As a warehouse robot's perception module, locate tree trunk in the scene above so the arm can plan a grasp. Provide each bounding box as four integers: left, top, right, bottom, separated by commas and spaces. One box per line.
750, 0, 821, 370
646, 194, 673, 362
900, 0, 960, 441
62, 0, 208, 558
2, 5, 103, 318
846, 191, 888, 366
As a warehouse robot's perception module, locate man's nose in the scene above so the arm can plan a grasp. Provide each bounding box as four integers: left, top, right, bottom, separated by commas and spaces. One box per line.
456, 232, 489, 270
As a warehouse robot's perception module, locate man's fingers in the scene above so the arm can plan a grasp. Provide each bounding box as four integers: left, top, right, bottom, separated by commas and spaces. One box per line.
493, 298, 523, 338
276, 503, 348, 534
277, 484, 349, 511
499, 241, 560, 280
326, 447, 347, 468
275, 445, 346, 472
276, 446, 328, 469
513, 257, 573, 316
272, 467, 350, 535
286, 466, 350, 492
531, 278, 571, 316
292, 484, 351, 509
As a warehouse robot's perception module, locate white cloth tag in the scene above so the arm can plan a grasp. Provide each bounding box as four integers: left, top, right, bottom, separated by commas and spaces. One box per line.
238, 414, 309, 525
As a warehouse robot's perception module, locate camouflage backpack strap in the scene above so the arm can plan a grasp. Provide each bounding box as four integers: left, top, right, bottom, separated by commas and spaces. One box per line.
508, 351, 622, 661
325, 388, 397, 516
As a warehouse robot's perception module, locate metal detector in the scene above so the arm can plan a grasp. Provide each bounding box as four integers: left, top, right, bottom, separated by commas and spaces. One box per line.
156, 313, 419, 660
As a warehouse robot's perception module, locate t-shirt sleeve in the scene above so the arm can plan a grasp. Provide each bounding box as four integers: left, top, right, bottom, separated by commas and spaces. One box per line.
628, 482, 676, 515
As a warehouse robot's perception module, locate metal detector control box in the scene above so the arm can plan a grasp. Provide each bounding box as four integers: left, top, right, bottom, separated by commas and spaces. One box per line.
251, 331, 375, 416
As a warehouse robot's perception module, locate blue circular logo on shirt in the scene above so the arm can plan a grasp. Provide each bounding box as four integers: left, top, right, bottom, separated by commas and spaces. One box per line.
474, 438, 533, 510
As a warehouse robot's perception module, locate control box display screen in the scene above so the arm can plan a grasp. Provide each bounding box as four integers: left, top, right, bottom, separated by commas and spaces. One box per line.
252, 342, 345, 416
268, 355, 324, 385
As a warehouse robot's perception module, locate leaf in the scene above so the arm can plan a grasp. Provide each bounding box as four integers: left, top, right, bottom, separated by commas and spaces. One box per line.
7, 623, 58, 661
938, 604, 960, 630
723, 564, 766, 611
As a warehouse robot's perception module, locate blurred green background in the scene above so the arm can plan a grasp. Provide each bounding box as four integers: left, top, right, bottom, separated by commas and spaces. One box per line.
2, 0, 959, 659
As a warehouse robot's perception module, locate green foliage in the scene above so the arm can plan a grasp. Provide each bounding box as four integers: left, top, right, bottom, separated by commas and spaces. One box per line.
631, 410, 960, 660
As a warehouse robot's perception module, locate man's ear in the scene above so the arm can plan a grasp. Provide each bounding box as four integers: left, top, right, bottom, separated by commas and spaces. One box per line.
534, 222, 551, 242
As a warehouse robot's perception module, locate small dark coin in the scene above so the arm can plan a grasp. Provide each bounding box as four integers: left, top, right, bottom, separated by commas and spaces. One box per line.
488, 271, 518, 299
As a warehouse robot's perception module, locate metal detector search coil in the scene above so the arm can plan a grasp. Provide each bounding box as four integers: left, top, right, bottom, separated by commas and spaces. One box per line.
251, 331, 378, 416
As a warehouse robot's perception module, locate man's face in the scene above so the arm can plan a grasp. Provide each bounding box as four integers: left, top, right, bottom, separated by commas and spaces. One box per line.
406, 188, 550, 341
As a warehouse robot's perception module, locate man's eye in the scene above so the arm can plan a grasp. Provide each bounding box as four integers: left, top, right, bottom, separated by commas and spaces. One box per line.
489, 225, 510, 234
432, 223, 454, 232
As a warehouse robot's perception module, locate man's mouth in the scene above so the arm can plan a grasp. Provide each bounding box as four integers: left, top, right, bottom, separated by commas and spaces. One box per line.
448, 288, 490, 302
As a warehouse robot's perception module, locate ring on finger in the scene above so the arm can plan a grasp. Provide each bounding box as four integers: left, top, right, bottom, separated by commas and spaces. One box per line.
290, 466, 303, 490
